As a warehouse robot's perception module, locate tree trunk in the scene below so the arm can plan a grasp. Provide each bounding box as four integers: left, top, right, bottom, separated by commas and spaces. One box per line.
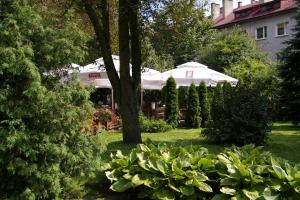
84, 0, 142, 144
119, 0, 141, 144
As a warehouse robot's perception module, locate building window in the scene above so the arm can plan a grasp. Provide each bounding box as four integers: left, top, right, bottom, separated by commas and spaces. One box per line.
256, 26, 267, 40
276, 22, 289, 37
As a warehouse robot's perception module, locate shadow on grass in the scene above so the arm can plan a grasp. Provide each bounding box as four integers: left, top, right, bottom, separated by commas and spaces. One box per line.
272, 124, 300, 132
266, 133, 300, 164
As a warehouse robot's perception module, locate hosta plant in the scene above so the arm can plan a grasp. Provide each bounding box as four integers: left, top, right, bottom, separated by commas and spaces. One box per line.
106, 142, 300, 200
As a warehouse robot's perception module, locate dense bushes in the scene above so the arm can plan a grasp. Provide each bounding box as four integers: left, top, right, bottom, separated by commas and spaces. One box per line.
185, 83, 201, 128
198, 82, 210, 127
164, 77, 179, 127
139, 114, 172, 133
106, 141, 300, 199
0, 2, 99, 199
203, 85, 271, 146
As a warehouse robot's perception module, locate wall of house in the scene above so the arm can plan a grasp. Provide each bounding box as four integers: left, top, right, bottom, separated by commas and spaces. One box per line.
237, 12, 297, 60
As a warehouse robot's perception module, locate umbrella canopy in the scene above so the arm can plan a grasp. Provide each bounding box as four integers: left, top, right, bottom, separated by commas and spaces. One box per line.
160, 62, 238, 87
74, 55, 163, 89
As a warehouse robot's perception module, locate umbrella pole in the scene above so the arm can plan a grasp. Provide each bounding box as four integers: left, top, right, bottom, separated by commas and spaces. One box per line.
140, 88, 143, 111
111, 88, 114, 110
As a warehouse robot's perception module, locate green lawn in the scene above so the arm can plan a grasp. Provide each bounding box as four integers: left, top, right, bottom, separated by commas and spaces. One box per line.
96, 122, 300, 164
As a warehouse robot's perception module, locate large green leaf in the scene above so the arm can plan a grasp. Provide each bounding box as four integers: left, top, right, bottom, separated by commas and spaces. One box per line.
179, 186, 195, 196
263, 187, 279, 200
154, 188, 175, 200
131, 174, 145, 187
110, 178, 133, 192
220, 187, 236, 195
242, 189, 260, 200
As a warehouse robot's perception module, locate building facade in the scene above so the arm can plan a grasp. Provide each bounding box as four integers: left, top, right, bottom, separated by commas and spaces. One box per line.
212, 0, 298, 60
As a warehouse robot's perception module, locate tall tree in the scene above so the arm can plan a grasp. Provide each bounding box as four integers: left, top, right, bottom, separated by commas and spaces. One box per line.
198, 81, 210, 127
279, 1, 300, 124
165, 77, 179, 127
185, 83, 201, 128
146, 0, 214, 65
83, 0, 142, 144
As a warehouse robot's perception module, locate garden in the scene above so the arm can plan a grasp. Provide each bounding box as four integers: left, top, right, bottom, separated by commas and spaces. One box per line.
1, 0, 300, 200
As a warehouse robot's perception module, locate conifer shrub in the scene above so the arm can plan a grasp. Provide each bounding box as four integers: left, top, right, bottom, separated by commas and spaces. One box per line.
198, 82, 210, 127
178, 86, 189, 108
0, 2, 100, 199
185, 83, 201, 128
210, 83, 224, 127
202, 85, 271, 146
164, 77, 179, 127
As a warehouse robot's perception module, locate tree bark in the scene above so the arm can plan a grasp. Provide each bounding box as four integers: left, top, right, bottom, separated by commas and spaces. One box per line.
119, 0, 141, 144
84, 0, 142, 144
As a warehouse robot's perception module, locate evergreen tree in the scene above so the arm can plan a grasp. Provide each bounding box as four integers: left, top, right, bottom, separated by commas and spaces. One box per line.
198, 82, 210, 127
211, 83, 224, 126
0, 2, 98, 198
186, 83, 201, 128
178, 86, 189, 108
279, 2, 300, 124
165, 77, 179, 127
223, 82, 233, 107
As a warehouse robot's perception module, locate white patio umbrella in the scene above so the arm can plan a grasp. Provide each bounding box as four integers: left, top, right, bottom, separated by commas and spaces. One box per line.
159, 62, 238, 88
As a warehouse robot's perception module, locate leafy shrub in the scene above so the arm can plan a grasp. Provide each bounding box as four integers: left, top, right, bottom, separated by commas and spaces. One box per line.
203, 85, 271, 146
185, 83, 201, 128
139, 114, 172, 133
164, 77, 179, 127
143, 90, 162, 103
198, 82, 210, 127
178, 86, 189, 108
106, 141, 300, 200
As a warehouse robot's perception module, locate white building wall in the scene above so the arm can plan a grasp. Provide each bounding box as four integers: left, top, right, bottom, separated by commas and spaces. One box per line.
237, 12, 297, 60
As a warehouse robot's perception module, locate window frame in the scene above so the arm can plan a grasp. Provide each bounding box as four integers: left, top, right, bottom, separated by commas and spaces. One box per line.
256, 26, 268, 40
276, 22, 289, 37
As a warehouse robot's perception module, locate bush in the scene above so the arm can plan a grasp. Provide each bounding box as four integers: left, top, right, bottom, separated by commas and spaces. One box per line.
164, 77, 179, 127
203, 85, 271, 146
143, 90, 162, 103
139, 113, 172, 133
210, 83, 224, 127
198, 82, 210, 127
106, 141, 300, 199
185, 83, 201, 128
178, 86, 189, 108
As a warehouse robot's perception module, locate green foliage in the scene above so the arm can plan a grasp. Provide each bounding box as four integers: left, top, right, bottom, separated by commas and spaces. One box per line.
185, 83, 201, 128
199, 27, 270, 72
164, 77, 179, 127
0, 1, 99, 199
225, 58, 280, 117
139, 113, 172, 133
141, 37, 174, 72
106, 142, 300, 199
146, 0, 214, 65
178, 86, 189, 108
278, 2, 300, 123
203, 86, 271, 146
143, 89, 162, 103
198, 82, 210, 127
210, 83, 224, 127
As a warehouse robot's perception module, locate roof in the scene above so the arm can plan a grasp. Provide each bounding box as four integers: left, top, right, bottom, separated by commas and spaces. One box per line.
214, 0, 297, 28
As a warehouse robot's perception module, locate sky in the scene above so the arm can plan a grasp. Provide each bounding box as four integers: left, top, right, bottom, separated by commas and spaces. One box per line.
212, 0, 251, 9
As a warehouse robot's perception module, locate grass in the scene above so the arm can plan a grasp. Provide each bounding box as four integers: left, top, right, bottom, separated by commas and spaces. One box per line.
96, 122, 300, 164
